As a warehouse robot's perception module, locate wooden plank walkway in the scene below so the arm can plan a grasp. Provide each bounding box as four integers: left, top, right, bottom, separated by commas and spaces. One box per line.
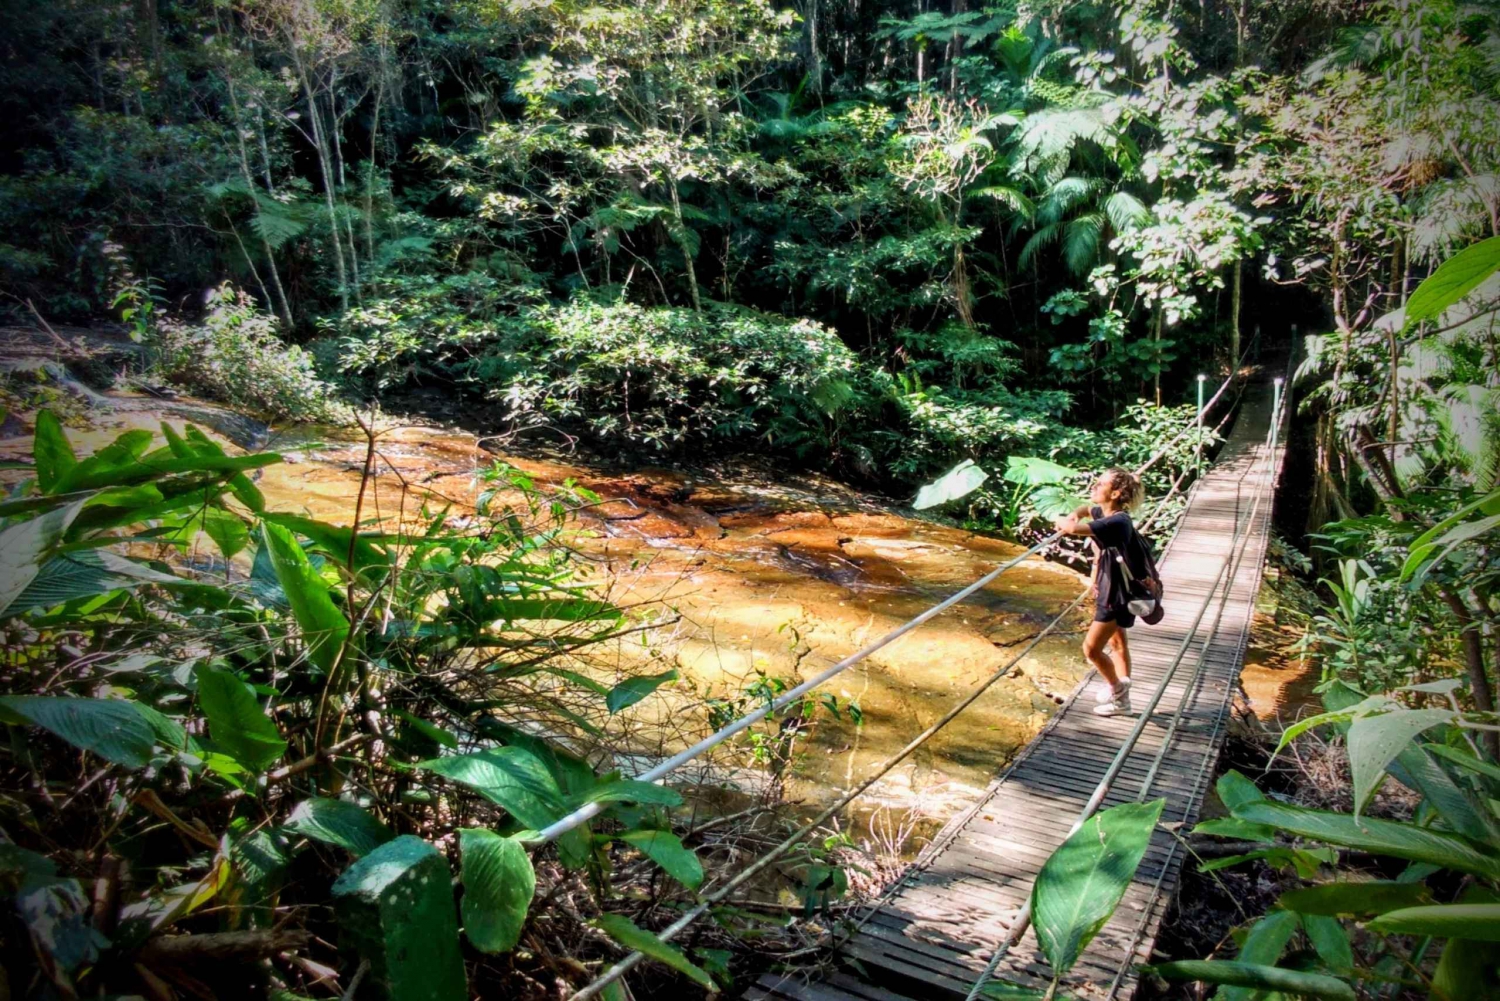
750, 380, 1287, 1001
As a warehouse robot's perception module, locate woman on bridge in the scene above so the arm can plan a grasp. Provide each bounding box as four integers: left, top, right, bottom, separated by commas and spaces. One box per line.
1054, 468, 1158, 717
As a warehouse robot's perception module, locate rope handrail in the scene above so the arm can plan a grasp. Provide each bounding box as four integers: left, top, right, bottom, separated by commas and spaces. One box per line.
1136, 334, 1258, 478
568, 585, 1092, 1001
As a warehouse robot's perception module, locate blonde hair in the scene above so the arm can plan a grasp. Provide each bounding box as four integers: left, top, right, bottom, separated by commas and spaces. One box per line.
1097, 467, 1142, 510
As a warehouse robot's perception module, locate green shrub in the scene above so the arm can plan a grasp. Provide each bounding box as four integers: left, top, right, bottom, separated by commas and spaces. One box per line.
155, 284, 349, 424
473, 298, 860, 450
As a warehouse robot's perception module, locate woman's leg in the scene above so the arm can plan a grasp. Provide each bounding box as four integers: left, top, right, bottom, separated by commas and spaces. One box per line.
1082, 619, 1122, 687
1108, 628, 1132, 681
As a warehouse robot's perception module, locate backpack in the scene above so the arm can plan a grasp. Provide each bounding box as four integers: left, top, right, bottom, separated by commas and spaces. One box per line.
1116, 529, 1166, 626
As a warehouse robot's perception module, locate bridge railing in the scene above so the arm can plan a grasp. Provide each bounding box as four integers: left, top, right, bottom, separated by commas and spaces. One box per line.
532, 350, 1269, 1001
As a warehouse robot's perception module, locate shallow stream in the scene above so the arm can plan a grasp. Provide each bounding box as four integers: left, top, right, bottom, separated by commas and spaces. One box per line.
1, 355, 1091, 853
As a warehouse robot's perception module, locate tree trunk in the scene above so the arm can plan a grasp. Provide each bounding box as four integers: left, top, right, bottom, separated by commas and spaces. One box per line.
669, 180, 702, 312
293, 51, 349, 313
1440, 590, 1499, 756
1153, 307, 1164, 406
1229, 260, 1241, 370
225, 75, 294, 328
804, 0, 822, 95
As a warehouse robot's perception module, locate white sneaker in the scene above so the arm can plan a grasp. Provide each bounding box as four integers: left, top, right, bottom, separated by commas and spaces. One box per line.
1093, 690, 1133, 716
1095, 677, 1131, 703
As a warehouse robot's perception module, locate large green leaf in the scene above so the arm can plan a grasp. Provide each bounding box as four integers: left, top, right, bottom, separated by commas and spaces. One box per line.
1146, 961, 1354, 1000
284, 798, 392, 857
1401, 488, 1500, 581
459, 829, 535, 954
1190, 817, 1275, 842
1215, 770, 1266, 812
0, 696, 155, 768
606, 669, 679, 714
201, 510, 249, 560
1032, 799, 1164, 976
1218, 910, 1299, 1001
0, 500, 83, 618
261, 513, 390, 576
418, 748, 565, 830
1406, 236, 1500, 323
259, 522, 350, 681
1003, 455, 1082, 487
172, 425, 266, 513
1232, 801, 1500, 880
195, 665, 287, 772
914, 459, 989, 510
1391, 742, 1500, 845
592, 913, 714, 988
1424, 742, 1500, 784
8, 549, 179, 616
33, 411, 76, 493
51, 441, 278, 495
1277, 880, 1432, 917
1367, 903, 1500, 941
619, 830, 703, 890
1346, 709, 1454, 817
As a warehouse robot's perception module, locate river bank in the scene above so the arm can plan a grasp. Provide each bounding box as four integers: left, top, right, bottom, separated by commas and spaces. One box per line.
0, 330, 1092, 859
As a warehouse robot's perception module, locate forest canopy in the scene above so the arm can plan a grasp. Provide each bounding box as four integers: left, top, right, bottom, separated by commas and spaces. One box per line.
3, 0, 1492, 493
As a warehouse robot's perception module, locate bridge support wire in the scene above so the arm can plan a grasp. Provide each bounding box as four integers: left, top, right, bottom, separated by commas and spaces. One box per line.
962, 385, 1287, 1001
526, 530, 1067, 849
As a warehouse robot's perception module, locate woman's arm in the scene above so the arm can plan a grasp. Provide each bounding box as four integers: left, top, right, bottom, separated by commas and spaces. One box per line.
1054, 504, 1094, 537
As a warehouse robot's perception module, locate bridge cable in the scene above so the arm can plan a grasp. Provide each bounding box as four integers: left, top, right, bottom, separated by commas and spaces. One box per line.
554, 360, 1268, 998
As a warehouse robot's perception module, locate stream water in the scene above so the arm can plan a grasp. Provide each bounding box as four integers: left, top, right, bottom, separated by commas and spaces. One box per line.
1, 355, 1092, 853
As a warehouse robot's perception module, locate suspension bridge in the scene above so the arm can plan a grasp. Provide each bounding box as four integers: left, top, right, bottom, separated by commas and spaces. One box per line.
533, 360, 1288, 1001
746, 374, 1289, 1001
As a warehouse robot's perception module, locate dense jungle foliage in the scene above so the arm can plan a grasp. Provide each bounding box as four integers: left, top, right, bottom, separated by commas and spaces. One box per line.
4, 0, 1500, 999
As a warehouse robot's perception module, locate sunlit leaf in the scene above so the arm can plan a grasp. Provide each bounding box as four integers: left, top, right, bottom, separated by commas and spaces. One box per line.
1406, 236, 1500, 323
195, 665, 287, 773
1032, 799, 1164, 976
606, 669, 679, 714
620, 829, 702, 890
914, 459, 989, 510
285, 798, 392, 857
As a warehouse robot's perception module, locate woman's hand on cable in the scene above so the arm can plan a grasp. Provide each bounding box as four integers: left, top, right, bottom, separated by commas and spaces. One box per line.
1053, 512, 1090, 537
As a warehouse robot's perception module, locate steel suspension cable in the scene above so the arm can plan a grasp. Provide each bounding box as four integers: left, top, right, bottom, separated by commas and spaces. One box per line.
566, 584, 1092, 1001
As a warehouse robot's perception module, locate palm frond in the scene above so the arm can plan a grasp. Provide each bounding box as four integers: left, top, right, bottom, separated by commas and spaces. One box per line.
1018, 223, 1061, 271
1104, 191, 1151, 231
1063, 213, 1104, 276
